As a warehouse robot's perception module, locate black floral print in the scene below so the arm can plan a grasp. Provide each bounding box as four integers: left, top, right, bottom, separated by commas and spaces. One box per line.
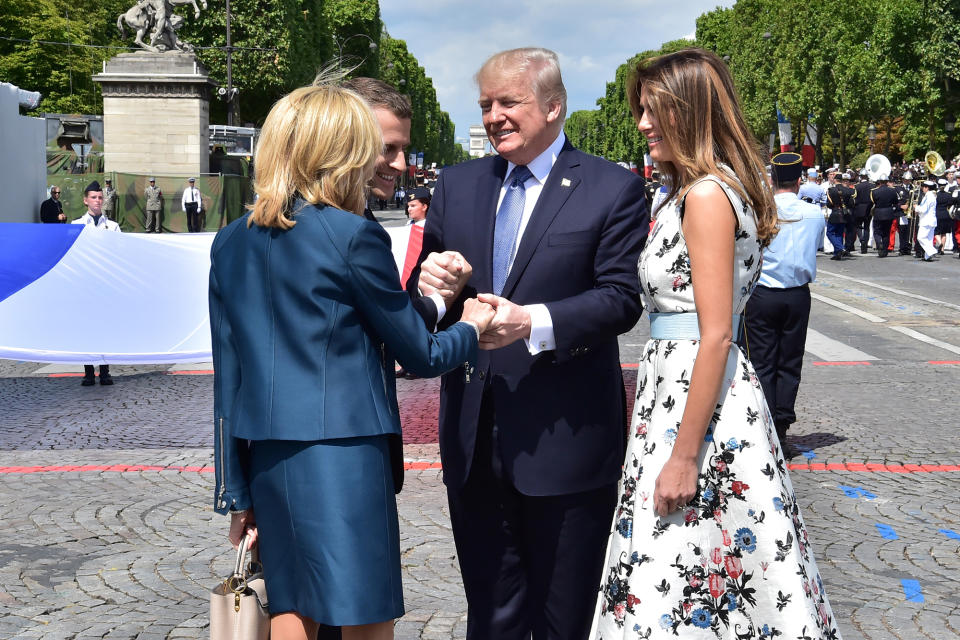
591, 173, 842, 639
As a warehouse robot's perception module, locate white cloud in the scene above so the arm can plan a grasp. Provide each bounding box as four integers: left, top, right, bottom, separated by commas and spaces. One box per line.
380, 1, 734, 154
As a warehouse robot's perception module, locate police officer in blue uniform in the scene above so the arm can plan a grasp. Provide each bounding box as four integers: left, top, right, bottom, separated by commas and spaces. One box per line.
739, 152, 825, 454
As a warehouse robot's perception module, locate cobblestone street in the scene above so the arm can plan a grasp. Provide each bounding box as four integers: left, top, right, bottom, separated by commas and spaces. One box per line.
1, 253, 959, 639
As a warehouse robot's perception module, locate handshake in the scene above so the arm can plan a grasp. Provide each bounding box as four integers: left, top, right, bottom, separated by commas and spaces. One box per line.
418, 251, 531, 350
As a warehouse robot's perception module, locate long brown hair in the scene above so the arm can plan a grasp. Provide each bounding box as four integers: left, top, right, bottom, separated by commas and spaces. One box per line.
248, 84, 381, 229
628, 48, 777, 245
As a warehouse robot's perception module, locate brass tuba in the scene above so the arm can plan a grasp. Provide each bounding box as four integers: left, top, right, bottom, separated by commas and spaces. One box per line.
865, 154, 891, 181
925, 150, 946, 176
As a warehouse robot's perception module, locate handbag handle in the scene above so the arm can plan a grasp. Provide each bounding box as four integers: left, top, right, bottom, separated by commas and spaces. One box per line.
226, 533, 254, 595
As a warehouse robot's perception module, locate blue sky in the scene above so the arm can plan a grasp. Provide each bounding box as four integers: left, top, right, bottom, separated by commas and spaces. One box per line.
380, 1, 733, 150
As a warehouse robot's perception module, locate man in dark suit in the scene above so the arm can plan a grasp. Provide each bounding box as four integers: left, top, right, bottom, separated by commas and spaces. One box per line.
408, 47, 649, 639
40, 185, 65, 223
870, 175, 899, 257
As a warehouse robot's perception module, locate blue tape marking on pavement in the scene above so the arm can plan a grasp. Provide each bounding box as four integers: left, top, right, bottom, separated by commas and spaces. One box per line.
913, 311, 923, 315
875, 523, 898, 540
939, 528, 960, 540
897, 306, 906, 310
901, 579, 924, 602
838, 485, 877, 500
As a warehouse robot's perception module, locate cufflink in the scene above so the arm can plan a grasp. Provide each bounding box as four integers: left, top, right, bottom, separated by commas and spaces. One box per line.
539, 341, 548, 349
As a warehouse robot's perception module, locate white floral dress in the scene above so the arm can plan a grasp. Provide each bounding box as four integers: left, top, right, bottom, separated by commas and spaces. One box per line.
590, 174, 842, 640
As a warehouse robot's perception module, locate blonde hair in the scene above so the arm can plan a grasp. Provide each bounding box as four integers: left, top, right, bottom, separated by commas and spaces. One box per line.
248, 84, 382, 229
628, 48, 777, 245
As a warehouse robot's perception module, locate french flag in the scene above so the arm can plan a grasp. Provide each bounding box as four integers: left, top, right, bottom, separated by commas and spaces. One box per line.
776, 108, 793, 152
0, 224, 214, 363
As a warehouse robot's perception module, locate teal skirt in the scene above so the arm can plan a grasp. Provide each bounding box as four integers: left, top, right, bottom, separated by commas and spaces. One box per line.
249, 435, 404, 626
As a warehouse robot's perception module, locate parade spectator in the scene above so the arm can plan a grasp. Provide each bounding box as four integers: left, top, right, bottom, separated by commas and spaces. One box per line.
40, 186, 65, 223
210, 82, 493, 640
181, 177, 204, 232
72, 180, 120, 386
144, 178, 163, 233
591, 48, 841, 640
409, 47, 648, 639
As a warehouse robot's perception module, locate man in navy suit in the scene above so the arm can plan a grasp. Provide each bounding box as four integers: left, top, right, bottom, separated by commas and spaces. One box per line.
409, 48, 649, 639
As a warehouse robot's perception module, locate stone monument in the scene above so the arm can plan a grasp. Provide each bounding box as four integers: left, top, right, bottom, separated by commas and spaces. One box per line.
93, 0, 213, 176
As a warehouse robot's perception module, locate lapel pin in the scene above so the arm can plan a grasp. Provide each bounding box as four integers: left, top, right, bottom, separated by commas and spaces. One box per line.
561, 178, 571, 187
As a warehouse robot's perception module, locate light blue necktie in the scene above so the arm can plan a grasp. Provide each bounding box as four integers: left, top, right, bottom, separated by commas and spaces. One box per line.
492, 165, 532, 295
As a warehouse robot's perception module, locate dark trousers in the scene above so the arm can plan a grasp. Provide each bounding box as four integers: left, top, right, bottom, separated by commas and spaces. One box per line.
898, 222, 912, 254
843, 219, 859, 251
826, 222, 845, 255
447, 391, 617, 640
872, 218, 893, 256
83, 364, 109, 378
853, 216, 871, 250
742, 284, 811, 436
185, 202, 201, 232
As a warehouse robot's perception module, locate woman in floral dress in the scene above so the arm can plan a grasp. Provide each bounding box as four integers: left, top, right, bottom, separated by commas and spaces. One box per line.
590, 49, 843, 639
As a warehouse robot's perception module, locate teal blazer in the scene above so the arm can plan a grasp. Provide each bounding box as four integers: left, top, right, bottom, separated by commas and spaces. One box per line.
210, 202, 477, 514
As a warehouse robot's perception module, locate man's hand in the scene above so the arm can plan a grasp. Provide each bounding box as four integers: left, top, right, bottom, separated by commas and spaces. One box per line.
476, 293, 531, 350
418, 251, 472, 306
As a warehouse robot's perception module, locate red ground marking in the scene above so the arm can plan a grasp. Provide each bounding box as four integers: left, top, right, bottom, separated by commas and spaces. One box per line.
811, 361, 872, 366
929, 361, 960, 365
48, 373, 86, 377
166, 370, 215, 375
787, 462, 960, 473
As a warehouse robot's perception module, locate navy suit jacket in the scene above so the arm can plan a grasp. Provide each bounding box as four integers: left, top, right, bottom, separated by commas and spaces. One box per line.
210, 203, 477, 514
408, 141, 649, 495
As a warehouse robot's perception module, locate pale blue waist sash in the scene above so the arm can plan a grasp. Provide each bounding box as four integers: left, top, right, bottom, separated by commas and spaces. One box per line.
648, 312, 742, 340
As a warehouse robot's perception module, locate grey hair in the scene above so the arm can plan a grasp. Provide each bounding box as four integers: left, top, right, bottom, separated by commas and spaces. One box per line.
475, 47, 568, 121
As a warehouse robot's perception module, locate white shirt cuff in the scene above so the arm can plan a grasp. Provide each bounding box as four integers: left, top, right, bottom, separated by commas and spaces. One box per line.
524, 304, 555, 355
428, 292, 446, 329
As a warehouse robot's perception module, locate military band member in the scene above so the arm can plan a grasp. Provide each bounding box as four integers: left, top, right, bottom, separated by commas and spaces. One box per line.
826, 172, 854, 260
102, 177, 118, 221
144, 178, 163, 233
870, 174, 899, 257
934, 178, 956, 253
851, 169, 873, 253
896, 172, 916, 256
916, 180, 939, 261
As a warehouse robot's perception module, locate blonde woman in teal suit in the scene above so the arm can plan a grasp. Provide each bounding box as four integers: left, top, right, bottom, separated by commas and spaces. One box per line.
209, 84, 494, 640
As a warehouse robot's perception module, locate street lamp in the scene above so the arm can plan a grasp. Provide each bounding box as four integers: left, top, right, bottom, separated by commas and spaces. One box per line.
867, 123, 877, 152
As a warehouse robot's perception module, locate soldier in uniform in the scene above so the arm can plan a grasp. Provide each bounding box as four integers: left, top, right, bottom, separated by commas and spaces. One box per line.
870, 174, 899, 257
102, 178, 118, 221
826, 172, 854, 260
895, 171, 916, 255
144, 177, 163, 233
852, 169, 873, 253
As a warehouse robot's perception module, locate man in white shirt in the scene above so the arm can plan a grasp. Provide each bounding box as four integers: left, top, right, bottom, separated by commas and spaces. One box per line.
72, 181, 120, 385
181, 177, 204, 232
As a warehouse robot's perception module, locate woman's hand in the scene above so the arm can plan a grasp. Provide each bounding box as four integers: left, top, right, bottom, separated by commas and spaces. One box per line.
461, 298, 496, 334
229, 509, 258, 549
653, 454, 699, 517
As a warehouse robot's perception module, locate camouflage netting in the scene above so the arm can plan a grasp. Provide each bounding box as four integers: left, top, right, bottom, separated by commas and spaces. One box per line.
49, 173, 252, 232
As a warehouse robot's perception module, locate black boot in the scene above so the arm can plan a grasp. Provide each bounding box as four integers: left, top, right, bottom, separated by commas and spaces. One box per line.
99, 365, 113, 385
82, 365, 96, 386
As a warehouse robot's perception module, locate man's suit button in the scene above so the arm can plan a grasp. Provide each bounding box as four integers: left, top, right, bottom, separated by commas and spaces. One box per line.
478, 371, 485, 380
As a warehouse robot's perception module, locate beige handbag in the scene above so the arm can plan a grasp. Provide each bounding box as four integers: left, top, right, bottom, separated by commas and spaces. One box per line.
209, 534, 270, 640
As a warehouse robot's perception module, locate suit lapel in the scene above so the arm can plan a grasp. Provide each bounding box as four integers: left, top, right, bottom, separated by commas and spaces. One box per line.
475, 157, 508, 293
501, 144, 581, 298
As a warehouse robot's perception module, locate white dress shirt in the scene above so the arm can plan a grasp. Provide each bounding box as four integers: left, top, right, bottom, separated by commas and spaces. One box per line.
498, 131, 567, 355
181, 187, 202, 212
72, 211, 121, 231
